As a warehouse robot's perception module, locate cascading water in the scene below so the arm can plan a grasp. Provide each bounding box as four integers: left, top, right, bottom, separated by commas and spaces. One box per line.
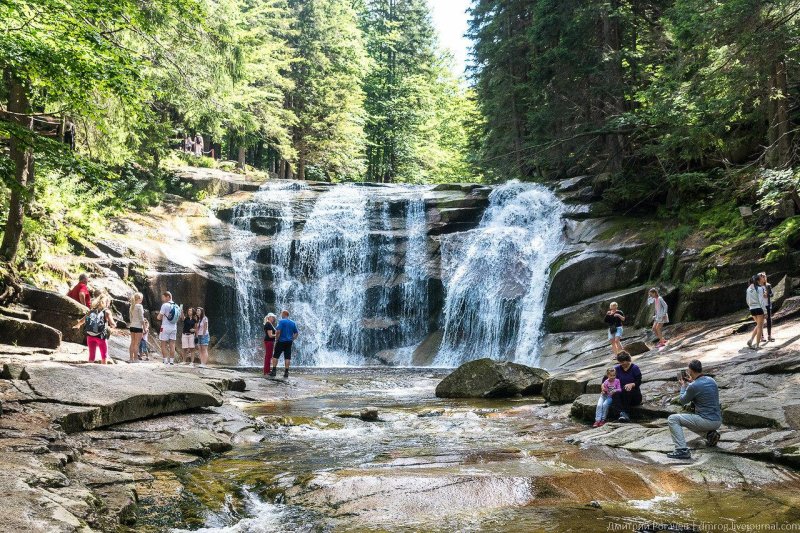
434, 182, 564, 367
228, 181, 563, 367
229, 183, 435, 367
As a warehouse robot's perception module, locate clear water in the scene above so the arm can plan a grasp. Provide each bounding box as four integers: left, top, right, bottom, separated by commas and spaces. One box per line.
229, 182, 564, 368
169, 369, 800, 533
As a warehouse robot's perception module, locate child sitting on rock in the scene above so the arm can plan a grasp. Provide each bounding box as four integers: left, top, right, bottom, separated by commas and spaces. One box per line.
594, 367, 621, 427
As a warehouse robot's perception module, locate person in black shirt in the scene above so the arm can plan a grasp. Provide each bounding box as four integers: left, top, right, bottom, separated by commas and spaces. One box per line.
604, 301, 625, 357
263, 313, 277, 375
181, 307, 198, 366
761, 272, 775, 342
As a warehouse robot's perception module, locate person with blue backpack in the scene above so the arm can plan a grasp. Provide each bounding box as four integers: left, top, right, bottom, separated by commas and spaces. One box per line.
157, 291, 182, 365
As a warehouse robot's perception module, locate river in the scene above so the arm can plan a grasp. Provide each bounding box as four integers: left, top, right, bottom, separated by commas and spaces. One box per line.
161, 369, 800, 533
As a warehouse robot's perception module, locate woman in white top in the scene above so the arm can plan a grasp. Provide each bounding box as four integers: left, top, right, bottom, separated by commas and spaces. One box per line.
128, 292, 145, 363
746, 274, 767, 349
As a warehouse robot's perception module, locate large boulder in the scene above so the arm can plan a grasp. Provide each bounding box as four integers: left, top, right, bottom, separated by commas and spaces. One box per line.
672, 280, 747, 322
25, 363, 223, 432
435, 358, 550, 399
547, 252, 649, 311
0, 315, 62, 349
20, 286, 87, 343
545, 284, 650, 333
542, 375, 588, 403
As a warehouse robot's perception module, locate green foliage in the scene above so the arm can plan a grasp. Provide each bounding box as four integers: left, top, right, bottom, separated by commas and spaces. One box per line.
763, 216, 800, 262
757, 169, 800, 216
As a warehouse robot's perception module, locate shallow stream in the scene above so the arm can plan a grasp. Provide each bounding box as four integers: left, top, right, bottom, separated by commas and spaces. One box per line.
169, 369, 800, 532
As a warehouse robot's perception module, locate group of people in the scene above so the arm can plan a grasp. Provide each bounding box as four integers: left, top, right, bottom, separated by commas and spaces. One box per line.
592, 352, 721, 460
262, 310, 299, 378
746, 271, 776, 349
183, 133, 205, 158
593, 272, 785, 460
604, 287, 669, 357
67, 275, 211, 367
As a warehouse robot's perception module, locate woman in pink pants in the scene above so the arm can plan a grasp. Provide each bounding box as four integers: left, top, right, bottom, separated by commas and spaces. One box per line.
74, 295, 116, 363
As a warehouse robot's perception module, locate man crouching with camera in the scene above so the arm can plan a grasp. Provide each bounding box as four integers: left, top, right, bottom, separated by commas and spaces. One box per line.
666, 359, 722, 460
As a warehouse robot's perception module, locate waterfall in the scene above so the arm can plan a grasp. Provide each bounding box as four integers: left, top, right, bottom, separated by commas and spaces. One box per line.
434, 182, 564, 367
229, 183, 435, 367
228, 181, 563, 367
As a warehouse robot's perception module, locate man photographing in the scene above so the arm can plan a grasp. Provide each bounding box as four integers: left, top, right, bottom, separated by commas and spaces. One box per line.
666, 359, 721, 459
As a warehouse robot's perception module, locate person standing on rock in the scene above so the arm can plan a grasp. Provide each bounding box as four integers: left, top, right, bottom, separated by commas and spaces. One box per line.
270, 310, 298, 378
746, 274, 766, 349
157, 291, 181, 365
74, 294, 115, 364
195, 307, 210, 368
194, 133, 204, 157
128, 292, 145, 363
181, 307, 198, 366
612, 352, 641, 422
648, 288, 669, 349
761, 272, 775, 342
666, 359, 721, 460
263, 313, 277, 375
67, 273, 91, 308
604, 302, 625, 356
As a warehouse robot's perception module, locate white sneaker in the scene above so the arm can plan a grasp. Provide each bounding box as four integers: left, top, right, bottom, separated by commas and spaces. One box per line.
198, 364, 206, 369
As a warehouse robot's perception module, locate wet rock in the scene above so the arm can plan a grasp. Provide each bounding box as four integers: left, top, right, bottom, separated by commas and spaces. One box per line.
360, 407, 379, 422
157, 428, 232, 456
417, 408, 444, 418
435, 358, 550, 399
542, 375, 588, 403
20, 286, 87, 344
25, 363, 223, 432
0, 315, 62, 349
411, 330, 443, 366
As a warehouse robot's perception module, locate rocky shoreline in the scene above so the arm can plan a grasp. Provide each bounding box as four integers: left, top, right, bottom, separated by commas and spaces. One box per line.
1, 313, 799, 530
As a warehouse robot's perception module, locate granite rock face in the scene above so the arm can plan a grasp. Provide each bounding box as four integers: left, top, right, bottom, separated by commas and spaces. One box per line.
435, 358, 550, 399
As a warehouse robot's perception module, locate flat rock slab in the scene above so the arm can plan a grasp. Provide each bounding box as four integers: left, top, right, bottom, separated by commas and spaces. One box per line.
24, 362, 222, 433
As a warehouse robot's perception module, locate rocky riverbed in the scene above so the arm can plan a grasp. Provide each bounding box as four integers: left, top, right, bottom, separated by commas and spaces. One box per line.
3, 313, 800, 532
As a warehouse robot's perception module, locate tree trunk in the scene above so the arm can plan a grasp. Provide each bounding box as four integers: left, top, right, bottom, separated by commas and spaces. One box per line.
767, 57, 791, 168
0, 71, 35, 262
237, 146, 246, 170
601, 1, 625, 173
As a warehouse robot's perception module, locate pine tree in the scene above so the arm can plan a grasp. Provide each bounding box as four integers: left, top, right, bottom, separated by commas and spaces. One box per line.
288, 0, 368, 181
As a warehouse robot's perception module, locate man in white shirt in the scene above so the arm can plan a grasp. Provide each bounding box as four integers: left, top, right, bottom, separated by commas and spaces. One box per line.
157, 291, 178, 365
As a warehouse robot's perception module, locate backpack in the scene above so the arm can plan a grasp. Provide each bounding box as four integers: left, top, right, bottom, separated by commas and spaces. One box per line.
166, 303, 182, 325
85, 309, 106, 337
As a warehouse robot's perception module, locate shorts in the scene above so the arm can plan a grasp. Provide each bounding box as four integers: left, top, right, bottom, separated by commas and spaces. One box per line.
139, 339, 148, 353
197, 334, 210, 346
129, 327, 143, 333
273, 341, 293, 360
608, 326, 623, 340
750, 308, 765, 316
159, 328, 177, 341
182, 333, 196, 349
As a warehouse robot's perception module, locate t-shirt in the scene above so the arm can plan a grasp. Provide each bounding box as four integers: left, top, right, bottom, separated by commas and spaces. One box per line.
276, 318, 298, 342
183, 317, 196, 335
67, 282, 91, 308
679, 375, 721, 422
614, 363, 642, 389
601, 378, 621, 396
604, 310, 625, 328
160, 301, 177, 330
264, 322, 276, 341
